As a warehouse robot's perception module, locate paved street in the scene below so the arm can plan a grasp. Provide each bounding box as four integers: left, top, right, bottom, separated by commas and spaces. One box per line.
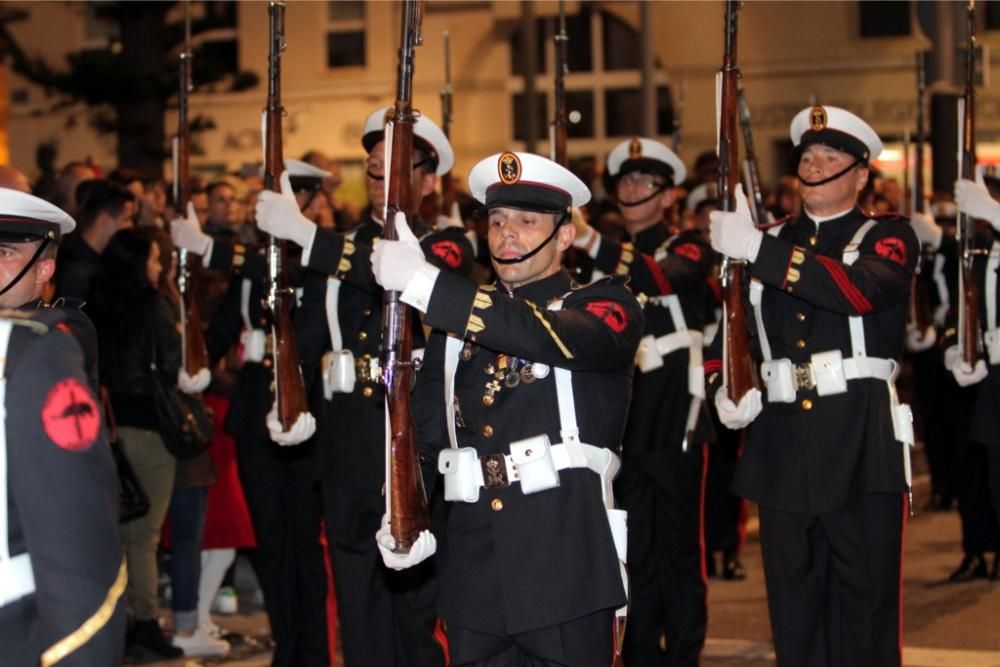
140, 471, 1000, 666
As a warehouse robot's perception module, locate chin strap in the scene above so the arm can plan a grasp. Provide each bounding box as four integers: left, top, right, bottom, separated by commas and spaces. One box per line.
798, 158, 862, 187
618, 186, 666, 208
490, 212, 569, 265
0, 237, 51, 299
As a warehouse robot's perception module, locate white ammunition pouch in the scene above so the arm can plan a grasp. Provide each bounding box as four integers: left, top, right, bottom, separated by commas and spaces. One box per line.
240, 328, 268, 364
322, 349, 356, 399
984, 242, 1000, 366
637, 295, 705, 398
749, 219, 915, 486
984, 329, 1000, 366
0, 320, 35, 607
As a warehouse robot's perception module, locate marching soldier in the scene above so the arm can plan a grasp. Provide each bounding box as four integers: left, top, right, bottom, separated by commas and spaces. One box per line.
170, 160, 330, 666
949, 174, 1000, 578
0, 196, 125, 666
371, 151, 641, 666
255, 108, 473, 666
573, 138, 714, 666
708, 106, 918, 666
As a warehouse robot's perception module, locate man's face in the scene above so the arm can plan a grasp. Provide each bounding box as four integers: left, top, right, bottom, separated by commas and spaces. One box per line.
0, 239, 53, 307
487, 207, 573, 290
365, 140, 437, 218
207, 185, 242, 227
798, 144, 867, 215
615, 171, 675, 223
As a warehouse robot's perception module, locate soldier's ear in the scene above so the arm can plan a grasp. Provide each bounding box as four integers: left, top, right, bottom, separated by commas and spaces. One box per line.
418, 172, 437, 198
35, 257, 55, 285
661, 187, 678, 210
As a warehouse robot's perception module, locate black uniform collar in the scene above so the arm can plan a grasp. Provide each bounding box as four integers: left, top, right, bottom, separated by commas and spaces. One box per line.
501, 268, 574, 303
630, 222, 670, 253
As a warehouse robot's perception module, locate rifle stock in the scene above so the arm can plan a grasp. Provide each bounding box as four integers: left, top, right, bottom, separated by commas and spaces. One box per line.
958, 1, 983, 367
909, 51, 935, 337
263, 1, 310, 431
719, 0, 759, 403
383, 0, 430, 552
175, 4, 209, 378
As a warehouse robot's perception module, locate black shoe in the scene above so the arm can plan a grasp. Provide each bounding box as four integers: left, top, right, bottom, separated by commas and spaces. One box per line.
992, 554, 1000, 581
128, 619, 183, 659
948, 554, 988, 583
722, 550, 747, 581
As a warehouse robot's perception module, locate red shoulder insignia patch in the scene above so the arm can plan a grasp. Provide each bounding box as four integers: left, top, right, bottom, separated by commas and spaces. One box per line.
430, 240, 463, 269
874, 237, 907, 266
673, 243, 703, 262
41, 379, 100, 452
584, 300, 628, 333
55, 322, 71, 334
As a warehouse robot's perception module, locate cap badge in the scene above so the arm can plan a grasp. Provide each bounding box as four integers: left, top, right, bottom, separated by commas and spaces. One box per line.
809, 106, 827, 132
498, 151, 521, 185
628, 138, 643, 159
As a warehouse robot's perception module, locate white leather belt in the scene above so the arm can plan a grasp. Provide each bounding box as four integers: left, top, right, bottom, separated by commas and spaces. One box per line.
0, 552, 34, 607
469, 441, 617, 491
651, 330, 700, 357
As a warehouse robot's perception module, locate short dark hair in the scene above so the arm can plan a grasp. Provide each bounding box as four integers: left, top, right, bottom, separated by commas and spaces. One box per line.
76, 180, 135, 232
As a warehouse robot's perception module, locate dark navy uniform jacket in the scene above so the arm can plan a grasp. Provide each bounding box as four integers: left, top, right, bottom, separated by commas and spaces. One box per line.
0, 309, 124, 666
412, 268, 643, 635
707, 208, 918, 514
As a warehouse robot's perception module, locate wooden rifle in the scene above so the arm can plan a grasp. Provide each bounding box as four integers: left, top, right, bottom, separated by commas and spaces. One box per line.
718, 0, 760, 402
958, 0, 983, 367
438, 30, 456, 218
174, 0, 209, 379
737, 85, 769, 228
382, 0, 430, 552
550, 1, 568, 166
908, 52, 935, 338
263, 1, 310, 430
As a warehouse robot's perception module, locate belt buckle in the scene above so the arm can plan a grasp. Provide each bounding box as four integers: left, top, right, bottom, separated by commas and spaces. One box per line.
793, 362, 815, 391
480, 453, 509, 489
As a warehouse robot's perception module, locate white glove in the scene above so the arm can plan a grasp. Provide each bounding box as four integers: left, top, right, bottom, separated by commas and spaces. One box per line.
371, 212, 428, 292
256, 171, 318, 249
714, 386, 763, 430
909, 211, 942, 251
376, 515, 436, 571
904, 325, 936, 353
709, 184, 763, 262
170, 201, 212, 256
177, 367, 211, 395
266, 404, 317, 446
944, 345, 989, 386
955, 178, 1000, 231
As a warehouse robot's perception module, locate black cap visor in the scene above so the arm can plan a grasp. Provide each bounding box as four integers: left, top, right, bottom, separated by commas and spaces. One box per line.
616, 158, 675, 185
485, 182, 572, 215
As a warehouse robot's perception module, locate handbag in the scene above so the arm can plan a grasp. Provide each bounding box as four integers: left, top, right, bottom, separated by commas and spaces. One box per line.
147, 322, 212, 460
101, 388, 150, 523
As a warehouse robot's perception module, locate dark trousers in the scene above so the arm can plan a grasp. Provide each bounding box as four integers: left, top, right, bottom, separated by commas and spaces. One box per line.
168, 486, 209, 626
957, 439, 1000, 555
758, 494, 904, 667
987, 445, 1000, 529
321, 485, 443, 667
618, 446, 707, 667
449, 608, 615, 667
704, 424, 744, 556
237, 434, 329, 667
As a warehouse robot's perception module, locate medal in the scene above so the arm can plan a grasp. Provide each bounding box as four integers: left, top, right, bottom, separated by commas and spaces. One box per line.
520, 365, 536, 383
483, 379, 501, 406
461, 342, 474, 361
505, 369, 520, 389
